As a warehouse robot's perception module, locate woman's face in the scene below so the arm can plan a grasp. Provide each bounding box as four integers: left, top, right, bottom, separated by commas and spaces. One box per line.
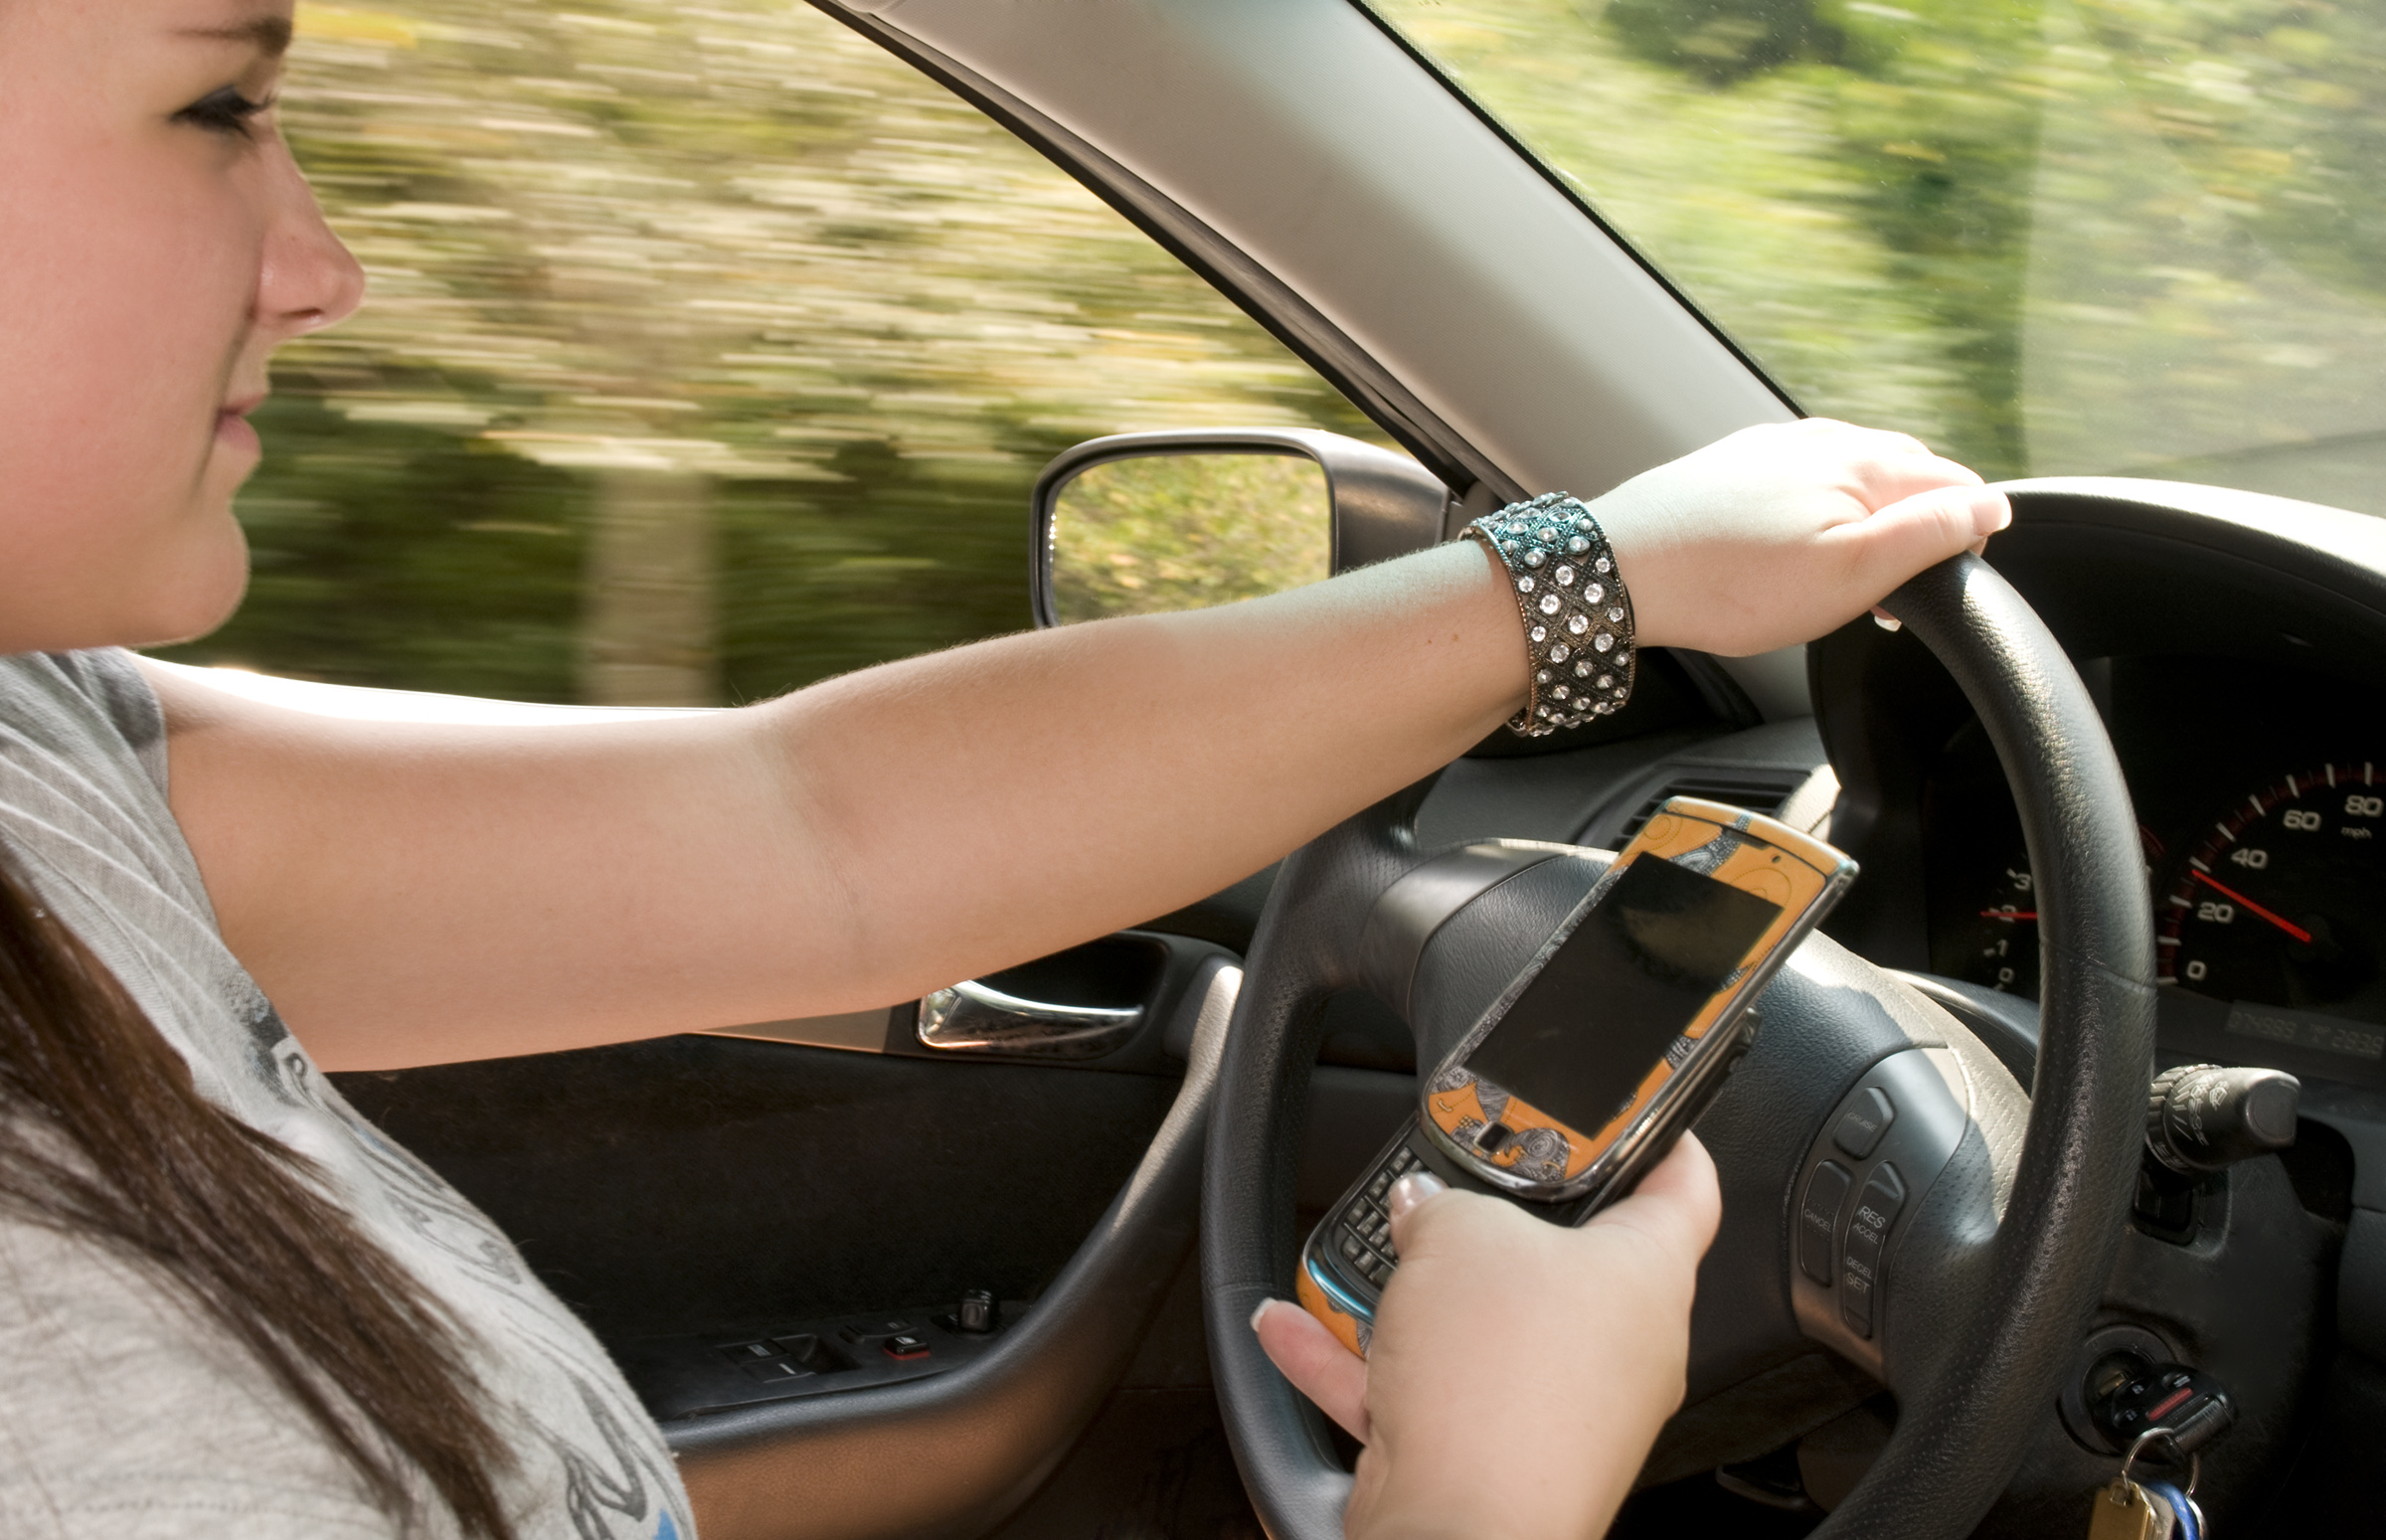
0, 0, 362, 654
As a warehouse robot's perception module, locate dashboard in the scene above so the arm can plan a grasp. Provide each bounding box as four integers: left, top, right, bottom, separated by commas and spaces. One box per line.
1923, 655, 2386, 1089
1810, 477, 2386, 1096
1350, 476, 2386, 1528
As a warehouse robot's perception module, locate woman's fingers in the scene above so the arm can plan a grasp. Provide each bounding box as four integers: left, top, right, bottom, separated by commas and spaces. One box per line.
1339, 1149, 1721, 1540
1252, 1298, 1372, 1441
1587, 1132, 1722, 1265
1828, 480, 2011, 597
1859, 451, 1988, 513
1592, 418, 2005, 656
1386, 1169, 1448, 1224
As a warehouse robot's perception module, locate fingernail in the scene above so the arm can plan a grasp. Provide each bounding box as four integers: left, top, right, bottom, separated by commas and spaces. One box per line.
1387, 1171, 1447, 1220
1250, 1298, 1279, 1332
1972, 490, 2011, 534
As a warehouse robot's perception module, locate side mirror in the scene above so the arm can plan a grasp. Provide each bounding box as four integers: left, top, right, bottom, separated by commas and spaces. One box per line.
1030, 428, 1455, 627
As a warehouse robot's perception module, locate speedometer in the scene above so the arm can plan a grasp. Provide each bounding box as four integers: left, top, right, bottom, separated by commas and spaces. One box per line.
2160, 763, 2386, 1057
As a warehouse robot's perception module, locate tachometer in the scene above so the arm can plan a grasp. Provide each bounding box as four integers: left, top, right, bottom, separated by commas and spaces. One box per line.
2160, 763, 2386, 1053
1941, 846, 2040, 995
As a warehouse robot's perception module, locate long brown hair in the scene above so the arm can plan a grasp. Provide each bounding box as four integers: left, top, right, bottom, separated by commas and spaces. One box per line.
0, 851, 518, 1539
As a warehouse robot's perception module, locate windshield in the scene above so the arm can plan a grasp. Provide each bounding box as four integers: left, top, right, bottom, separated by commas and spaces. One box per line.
1367, 0, 2386, 515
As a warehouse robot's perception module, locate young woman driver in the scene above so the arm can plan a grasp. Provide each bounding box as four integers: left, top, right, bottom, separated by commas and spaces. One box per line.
0, 3, 2010, 1537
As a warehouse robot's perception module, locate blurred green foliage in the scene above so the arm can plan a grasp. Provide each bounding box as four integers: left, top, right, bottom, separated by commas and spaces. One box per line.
2076, 0, 2386, 302
1049, 455, 1332, 624
1379, 0, 2386, 505
219, 385, 588, 702
164, 0, 1387, 703
1606, 0, 1854, 85
169, 0, 2386, 705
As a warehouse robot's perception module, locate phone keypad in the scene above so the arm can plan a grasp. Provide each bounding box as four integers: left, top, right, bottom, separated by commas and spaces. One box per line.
1334, 1143, 1425, 1290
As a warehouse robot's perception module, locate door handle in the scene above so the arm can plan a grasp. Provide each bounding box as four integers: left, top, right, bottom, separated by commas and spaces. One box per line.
916, 979, 1144, 1060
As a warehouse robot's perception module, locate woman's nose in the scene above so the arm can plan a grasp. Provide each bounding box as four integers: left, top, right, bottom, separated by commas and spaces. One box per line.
256, 140, 366, 339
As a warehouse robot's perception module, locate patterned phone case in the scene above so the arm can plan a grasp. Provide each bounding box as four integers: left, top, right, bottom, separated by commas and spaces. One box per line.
1298, 797, 1854, 1350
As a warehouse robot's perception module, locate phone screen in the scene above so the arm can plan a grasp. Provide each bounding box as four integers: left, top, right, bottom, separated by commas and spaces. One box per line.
1463, 853, 1785, 1137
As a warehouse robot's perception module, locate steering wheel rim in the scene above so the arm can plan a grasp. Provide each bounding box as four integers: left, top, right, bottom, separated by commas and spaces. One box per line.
1201, 552, 2156, 1539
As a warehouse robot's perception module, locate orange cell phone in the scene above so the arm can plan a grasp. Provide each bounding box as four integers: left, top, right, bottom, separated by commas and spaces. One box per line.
1297, 797, 1856, 1355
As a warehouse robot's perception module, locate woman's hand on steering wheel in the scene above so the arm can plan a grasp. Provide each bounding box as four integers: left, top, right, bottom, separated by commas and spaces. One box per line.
1251, 1135, 1723, 1540
1603, 418, 2011, 658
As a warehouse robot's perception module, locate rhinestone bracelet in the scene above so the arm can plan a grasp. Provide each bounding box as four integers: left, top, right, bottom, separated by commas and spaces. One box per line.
1463, 494, 1636, 737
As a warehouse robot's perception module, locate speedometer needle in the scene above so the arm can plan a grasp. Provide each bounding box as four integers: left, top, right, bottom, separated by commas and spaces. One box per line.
2190, 869, 2313, 944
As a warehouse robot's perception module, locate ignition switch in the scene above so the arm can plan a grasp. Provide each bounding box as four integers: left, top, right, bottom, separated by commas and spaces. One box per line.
2085, 1352, 2235, 1460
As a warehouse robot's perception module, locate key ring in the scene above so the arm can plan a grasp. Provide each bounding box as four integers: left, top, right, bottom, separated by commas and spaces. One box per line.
2121, 1428, 2200, 1496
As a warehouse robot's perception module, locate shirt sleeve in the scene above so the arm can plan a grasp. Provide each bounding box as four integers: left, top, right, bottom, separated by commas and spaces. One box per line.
42, 651, 170, 801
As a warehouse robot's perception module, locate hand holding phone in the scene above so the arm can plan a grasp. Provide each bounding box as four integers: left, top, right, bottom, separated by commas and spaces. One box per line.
1298, 797, 1854, 1354
1254, 1137, 1722, 1540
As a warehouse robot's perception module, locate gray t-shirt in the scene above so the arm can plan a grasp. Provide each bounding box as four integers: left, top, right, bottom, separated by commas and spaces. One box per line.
0, 650, 696, 1540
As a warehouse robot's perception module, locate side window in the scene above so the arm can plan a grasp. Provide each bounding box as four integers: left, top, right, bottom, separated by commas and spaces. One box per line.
162, 3, 1390, 705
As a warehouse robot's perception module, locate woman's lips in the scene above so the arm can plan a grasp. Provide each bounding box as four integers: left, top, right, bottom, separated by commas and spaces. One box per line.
216, 398, 263, 454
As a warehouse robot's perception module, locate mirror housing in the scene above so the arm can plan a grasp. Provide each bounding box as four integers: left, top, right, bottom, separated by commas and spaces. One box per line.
1029, 428, 1455, 628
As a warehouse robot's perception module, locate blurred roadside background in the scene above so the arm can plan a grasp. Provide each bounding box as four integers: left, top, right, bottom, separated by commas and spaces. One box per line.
166, 0, 1390, 706
159, 0, 2386, 704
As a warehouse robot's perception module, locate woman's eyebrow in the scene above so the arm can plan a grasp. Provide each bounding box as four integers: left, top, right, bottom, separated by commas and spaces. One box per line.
177, 16, 295, 58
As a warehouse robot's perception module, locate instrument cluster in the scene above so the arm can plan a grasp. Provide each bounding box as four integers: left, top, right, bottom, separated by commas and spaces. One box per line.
1924, 656, 2386, 1086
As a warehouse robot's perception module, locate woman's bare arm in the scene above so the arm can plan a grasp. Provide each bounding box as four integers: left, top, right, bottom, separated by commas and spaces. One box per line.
148, 420, 2005, 1070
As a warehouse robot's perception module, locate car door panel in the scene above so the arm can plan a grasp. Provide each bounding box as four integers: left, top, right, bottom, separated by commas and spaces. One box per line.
335, 1034, 1179, 1343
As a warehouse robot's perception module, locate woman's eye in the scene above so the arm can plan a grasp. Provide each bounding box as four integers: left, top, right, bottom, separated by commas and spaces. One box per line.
174, 86, 275, 138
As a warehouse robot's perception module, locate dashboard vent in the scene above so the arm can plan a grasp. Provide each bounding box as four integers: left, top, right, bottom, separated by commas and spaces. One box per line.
1616, 770, 1815, 841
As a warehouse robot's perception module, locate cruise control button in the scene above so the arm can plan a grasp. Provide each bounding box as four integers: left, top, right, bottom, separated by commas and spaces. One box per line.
1832, 1087, 1896, 1159
1847, 1163, 1907, 1253
1840, 1254, 1876, 1336
1839, 1163, 1906, 1338
1796, 1161, 1853, 1284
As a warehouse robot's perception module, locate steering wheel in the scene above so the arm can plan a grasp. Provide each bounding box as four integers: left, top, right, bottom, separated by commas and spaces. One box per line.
1200, 553, 2157, 1539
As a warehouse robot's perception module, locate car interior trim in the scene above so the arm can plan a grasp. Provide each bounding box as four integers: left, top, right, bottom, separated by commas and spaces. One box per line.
1336, 0, 1799, 417
1355, 838, 1574, 1022
915, 978, 1146, 1060
703, 1007, 899, 1056
1996, 476, 2386, 620
668, 957, 1241, 1540
1890, 971, 2043, 1091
